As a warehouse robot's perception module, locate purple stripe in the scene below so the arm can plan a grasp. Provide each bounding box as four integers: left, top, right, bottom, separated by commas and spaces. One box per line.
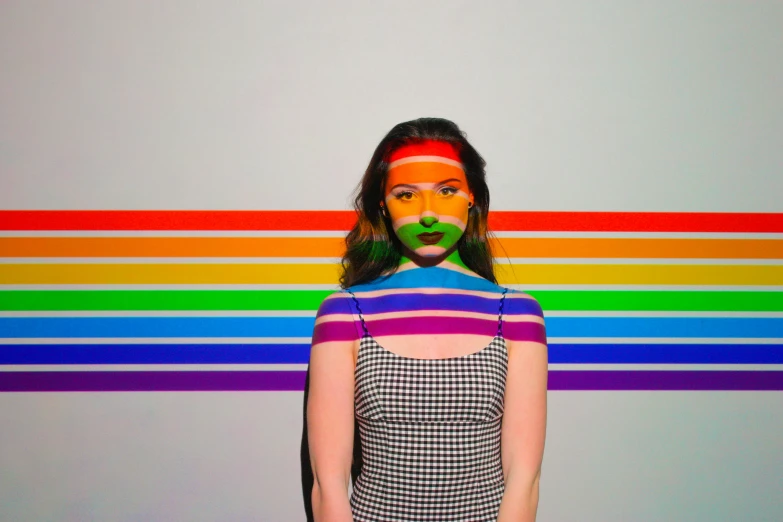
369, 316, 546, 343
503, 321, 547, 344
312, 320, 361, 344
2, 371, 779, 392
0, 371, 306, 392
549, 371, 783, 390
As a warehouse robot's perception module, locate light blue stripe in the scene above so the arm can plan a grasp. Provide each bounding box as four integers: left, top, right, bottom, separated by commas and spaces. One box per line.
349, 267, 502, 293
547, 317, 783, 338
1, 316, 781, 338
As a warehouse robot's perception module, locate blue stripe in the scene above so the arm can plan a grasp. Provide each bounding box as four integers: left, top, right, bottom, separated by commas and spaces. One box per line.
548, 343, 783, 364
0, 316, 782, 338
546, 317, 783, 338
0, 344, 310, 364
0, 317, 313, 338
1, 343, 780, 365
321, 292, 541, 316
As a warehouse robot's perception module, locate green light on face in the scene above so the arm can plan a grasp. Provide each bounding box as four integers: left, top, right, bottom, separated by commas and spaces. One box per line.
395, 222, 465, 254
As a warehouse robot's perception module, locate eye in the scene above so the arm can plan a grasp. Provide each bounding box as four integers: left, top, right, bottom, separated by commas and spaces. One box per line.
438, 186, 458, 196
393, 191, 415, 200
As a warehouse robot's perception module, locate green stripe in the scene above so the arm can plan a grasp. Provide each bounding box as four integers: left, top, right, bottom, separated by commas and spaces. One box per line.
527, 291, 783, 311
1, 290, 782, 311
0, 290, 332, 311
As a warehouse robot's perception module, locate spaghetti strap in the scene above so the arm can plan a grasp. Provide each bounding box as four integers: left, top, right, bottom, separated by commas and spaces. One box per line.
344, 289, 370, 337
497, 288, 509, 337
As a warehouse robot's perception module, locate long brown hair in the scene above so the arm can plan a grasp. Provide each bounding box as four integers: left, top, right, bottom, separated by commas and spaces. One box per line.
340, 117, 497, 288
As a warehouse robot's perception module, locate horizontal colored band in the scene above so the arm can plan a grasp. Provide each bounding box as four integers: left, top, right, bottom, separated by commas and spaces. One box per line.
0, 211, 356, 232
1, 316, 781, 338
2, 237, 780, 259
2, 263, 780, 285
318, 292, 540, 316
2, 211, 781, 232
547, 344, 783, 364
315, 316, 546, 344
493, 264, 783, 286
0, 263, 340, 285
494, 238, 783, 259
547, 371, 783, 390
0, 237, 346, 258
1, 290, 781, 312
389, 141, 461, 163
0, 344, 311, 364
0, 290, 331, 311
1, 370, 780, 391
1, 343, 780, 365
0, 371, 306, 392
530, 291, 783, 312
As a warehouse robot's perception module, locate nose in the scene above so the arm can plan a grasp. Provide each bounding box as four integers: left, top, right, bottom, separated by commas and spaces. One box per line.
418, 191, 439, 227
420, 215, 438, 227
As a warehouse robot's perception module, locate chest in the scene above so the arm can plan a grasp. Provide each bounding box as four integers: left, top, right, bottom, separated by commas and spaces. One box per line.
353, 333, 496, 360
353, 336, 509, 423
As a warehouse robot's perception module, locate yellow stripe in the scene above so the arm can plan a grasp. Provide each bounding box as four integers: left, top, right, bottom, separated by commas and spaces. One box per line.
497, 264, 783, 285
0, 264, 341, 285
1, 263, 780, 285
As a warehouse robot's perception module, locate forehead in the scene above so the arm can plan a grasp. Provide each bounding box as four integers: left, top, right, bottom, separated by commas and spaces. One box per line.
386, 140, 467, 188
387, 161, 467, 186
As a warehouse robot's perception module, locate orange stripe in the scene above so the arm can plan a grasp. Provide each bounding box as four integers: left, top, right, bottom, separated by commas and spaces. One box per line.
491, 238, 783, 259
0, 237, 346, 258
1, 237, 780, 259
0, 264, 341, 285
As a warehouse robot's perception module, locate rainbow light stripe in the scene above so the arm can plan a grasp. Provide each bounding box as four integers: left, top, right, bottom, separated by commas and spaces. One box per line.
1, 210, 782, 392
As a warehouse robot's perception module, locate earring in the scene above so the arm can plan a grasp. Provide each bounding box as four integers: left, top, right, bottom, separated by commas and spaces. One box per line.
380, 204, 389, 218
468, 202, 474, 209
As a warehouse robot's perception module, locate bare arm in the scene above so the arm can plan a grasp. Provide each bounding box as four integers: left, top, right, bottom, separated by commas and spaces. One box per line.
307, 337, 356, 522
497, 339, 548, 522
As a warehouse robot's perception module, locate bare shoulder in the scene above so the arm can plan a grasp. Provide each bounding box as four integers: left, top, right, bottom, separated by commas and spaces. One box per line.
310, 289, 359, 349
499, 288, 548, 351
502, 288, 545, 317
308, 289, 357, 387
502, 291, 548, 402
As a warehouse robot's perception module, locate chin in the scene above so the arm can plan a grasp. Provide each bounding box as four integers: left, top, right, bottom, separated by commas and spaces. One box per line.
414, 245, 448, 257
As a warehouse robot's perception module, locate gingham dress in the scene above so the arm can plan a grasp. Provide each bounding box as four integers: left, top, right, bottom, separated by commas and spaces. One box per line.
347, 289, 509, 522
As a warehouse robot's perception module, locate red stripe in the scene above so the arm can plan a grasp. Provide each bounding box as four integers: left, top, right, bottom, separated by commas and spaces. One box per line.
1, 210, 781, 232
0, 210, 355, 231
389, 140, 461, 162
489, 211, 783, 233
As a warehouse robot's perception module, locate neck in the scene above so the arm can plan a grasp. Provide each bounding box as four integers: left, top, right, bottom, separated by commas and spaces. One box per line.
399, 246, 469, 271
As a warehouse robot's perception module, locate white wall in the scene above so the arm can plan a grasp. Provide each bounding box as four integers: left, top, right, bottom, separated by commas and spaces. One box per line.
2, 1, 781, 212
2, 392, 781, 521
1, 1, 782, 521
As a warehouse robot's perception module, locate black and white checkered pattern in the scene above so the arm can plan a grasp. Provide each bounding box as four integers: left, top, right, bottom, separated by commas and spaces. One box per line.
348, 291, 509, 522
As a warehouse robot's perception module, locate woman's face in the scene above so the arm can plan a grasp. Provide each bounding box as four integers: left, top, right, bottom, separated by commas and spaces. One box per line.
383, 141, 474, 258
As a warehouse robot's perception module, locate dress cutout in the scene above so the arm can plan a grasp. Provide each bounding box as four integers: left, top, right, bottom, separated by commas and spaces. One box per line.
346, 289, 508, 522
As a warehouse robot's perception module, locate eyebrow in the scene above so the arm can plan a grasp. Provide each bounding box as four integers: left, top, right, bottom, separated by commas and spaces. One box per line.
435, 178, 462, 186
389, 178, 463, 191
389, 183, 417, 191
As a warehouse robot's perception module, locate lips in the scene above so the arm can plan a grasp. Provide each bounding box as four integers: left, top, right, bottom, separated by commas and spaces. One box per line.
417, 232, 444, 245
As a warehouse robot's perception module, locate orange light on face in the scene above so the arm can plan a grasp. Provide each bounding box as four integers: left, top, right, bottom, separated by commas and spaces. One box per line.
384, 161, 472, 227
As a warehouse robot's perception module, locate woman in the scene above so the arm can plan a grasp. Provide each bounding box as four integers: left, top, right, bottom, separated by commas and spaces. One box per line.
306, 117, 548, 521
